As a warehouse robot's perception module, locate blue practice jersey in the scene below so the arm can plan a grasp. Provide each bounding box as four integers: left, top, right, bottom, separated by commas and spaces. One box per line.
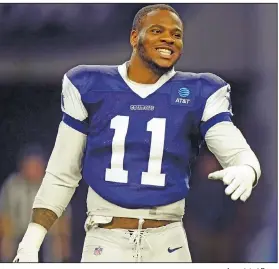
61, 64, 231, 209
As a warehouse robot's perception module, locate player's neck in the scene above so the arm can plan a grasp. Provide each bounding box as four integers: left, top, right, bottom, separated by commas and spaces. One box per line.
127, 56, 161, 84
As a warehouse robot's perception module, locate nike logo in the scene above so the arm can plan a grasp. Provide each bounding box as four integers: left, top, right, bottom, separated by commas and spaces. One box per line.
168, 246, 183, 253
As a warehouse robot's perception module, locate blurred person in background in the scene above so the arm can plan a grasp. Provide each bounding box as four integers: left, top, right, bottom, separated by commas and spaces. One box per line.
0, 144, 72, 262
13, 4, 261, 262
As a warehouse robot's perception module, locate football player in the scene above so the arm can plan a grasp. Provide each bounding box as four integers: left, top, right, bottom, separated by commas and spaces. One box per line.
14, 4, 260, 262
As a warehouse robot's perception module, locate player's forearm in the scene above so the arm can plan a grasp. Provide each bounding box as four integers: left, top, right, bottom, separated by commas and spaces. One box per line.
31, 208, 58, 231
18, 194, 70, 253
15, 173, 77, 257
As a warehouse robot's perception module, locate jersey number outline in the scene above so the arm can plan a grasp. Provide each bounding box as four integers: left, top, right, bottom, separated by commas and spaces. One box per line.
105, 115, 166, 186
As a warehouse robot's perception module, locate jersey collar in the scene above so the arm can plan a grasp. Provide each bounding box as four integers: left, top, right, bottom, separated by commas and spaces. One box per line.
118, 62, 176, 99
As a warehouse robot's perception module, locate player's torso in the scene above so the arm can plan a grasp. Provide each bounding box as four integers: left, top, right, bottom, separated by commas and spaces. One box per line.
81, 68, 204, 208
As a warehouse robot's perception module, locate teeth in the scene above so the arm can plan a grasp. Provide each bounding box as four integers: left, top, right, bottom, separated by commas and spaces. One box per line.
157, 49, 172, 55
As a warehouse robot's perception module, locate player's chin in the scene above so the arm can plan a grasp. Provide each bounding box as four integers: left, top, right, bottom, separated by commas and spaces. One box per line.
153, 58, 176, 69
153, 54, 180, 68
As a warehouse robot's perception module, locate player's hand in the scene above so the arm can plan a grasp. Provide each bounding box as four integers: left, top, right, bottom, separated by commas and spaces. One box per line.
208, 165, 256, 202
13, 223, 47, 262
13, 243, 39, 262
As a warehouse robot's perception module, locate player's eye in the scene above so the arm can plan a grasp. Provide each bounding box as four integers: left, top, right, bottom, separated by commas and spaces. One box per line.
151, 28, 162, 34
174, 33, 182, 39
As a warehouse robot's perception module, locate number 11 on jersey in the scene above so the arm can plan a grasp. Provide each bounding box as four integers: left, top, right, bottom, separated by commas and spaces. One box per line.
105, 115, 166, 187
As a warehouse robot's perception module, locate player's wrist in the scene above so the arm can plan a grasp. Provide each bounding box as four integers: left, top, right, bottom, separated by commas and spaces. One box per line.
242, 164, 257, 184
19, 223, 47, 251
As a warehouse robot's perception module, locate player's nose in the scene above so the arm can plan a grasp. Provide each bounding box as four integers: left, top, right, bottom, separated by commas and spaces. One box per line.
160, 36, 175, 45
159, 31, 175, 44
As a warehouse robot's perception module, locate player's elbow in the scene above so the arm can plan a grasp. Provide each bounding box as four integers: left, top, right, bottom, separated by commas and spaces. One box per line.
33, 173, 77, 218
44, 170, 81, 188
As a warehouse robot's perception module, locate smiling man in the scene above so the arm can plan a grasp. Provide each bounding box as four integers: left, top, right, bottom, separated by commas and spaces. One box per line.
129, 7, 183, 80
14, 4, 260, 262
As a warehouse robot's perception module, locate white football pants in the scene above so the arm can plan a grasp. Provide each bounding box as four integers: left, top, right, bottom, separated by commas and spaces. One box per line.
81, 222, 192, 262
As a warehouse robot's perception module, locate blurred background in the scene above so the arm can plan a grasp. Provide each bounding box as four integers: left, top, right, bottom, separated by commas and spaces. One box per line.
0, 3, 277, 263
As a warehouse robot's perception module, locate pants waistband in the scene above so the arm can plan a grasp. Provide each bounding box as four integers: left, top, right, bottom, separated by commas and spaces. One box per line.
98, 217, 176, 229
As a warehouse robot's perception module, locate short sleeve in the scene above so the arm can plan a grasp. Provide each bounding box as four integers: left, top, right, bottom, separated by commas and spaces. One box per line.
200, 83, 233, 137
61, 74, 89, 134
61, 74, 88, 121
201, 84, 233, 122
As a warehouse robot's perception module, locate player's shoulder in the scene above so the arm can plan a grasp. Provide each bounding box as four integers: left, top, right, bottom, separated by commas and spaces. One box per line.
198, 72, 228, 90
65, 64, 118, 93
66, 64, 118, 81
174, 71, 228, 97
175, 71, 227, 88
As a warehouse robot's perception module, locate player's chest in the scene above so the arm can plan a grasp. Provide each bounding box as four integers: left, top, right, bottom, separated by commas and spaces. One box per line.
85, 90, 201, 138
88, 84, 201, 116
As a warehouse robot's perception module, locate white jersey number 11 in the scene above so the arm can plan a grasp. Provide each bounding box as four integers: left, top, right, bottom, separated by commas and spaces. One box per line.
105, 115, 166, 186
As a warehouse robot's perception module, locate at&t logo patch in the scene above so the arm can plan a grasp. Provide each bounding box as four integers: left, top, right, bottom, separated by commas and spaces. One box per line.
175, 87, 191, 104
178, 87, 190, 97
175, 98, 190, 104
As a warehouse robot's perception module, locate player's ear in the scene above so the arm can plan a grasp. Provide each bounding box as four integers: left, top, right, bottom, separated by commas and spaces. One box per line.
130, 30, 138, 49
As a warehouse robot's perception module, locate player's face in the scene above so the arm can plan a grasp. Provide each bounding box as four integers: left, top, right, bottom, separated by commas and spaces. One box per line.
133, 10, 183, 73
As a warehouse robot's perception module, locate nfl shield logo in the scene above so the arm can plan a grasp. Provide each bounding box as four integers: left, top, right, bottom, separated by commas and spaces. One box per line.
94, 246, 103, 256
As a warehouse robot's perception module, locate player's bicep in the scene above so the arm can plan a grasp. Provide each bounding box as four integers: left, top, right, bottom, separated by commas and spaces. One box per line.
204, 121, 261, 181
205, 121, 250, 166
61, 74, 88, 135
200, 84, 233, 137
33, 122, 87, 217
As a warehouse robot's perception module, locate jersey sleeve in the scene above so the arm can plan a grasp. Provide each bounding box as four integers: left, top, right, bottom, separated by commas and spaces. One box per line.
199, 73, 233, 137
205, 121, 261, 183
61, 67, 89, 135
33, 121, 87, 218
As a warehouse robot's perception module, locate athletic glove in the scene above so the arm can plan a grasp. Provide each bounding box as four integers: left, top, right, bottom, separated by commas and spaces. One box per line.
208, 165, 256, 202
13, 223, 47, 263
13, 243, 39, 263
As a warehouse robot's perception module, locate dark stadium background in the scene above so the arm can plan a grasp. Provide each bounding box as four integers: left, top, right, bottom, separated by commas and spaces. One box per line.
0, 3, 277, 262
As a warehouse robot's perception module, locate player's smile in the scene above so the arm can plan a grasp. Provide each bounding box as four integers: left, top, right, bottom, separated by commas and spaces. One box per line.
149, 40, 181, 67
155, 46, 174, 59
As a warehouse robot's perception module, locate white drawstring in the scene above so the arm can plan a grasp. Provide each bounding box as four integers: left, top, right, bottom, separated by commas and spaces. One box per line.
129, 218, 152, 262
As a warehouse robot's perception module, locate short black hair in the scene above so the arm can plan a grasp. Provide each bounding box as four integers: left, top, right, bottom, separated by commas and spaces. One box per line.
132, 4, 181, 31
